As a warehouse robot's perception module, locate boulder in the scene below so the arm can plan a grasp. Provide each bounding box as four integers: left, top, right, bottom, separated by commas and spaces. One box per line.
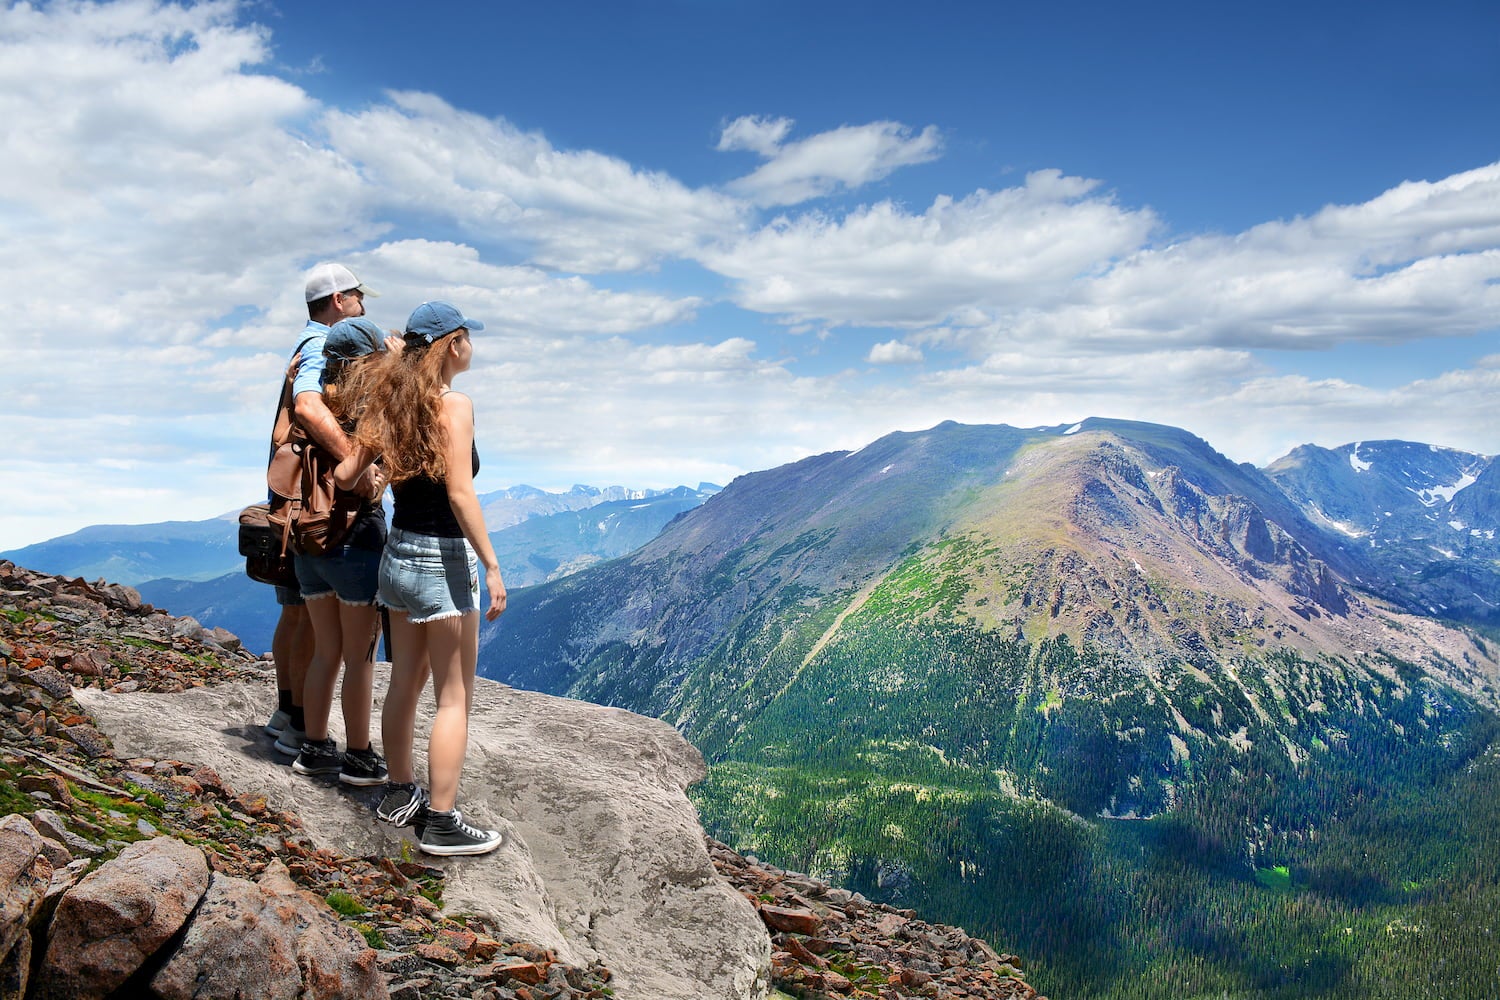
152, 862, 388, 1000
0, 815, 53, 1000
38, 836, 209, 1000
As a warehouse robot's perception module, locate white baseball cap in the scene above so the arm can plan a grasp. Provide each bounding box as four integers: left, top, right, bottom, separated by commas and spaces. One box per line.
304, 262, 378, 303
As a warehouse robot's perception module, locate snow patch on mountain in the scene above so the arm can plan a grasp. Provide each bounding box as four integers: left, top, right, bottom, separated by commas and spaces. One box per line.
1416, 472, 1478, 507
1349, 444, 1372, 473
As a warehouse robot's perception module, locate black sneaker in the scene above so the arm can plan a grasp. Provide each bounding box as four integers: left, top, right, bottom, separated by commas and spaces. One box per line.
291, 737, 342, 776
340, 747, 389, 787
418, 808, 503, 857
375, 782, 428, 826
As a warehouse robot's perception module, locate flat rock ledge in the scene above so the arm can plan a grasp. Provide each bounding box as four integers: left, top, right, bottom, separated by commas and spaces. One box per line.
1, 559, 1038, 999
75, 670, 772, 1000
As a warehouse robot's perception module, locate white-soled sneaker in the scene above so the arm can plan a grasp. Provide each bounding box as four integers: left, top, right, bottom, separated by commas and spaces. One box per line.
418, 808, 503, 857
263, 708, 291, 737
339, 747, 388, 787
291, 737, 343, 776
273, 725, 306, 756
376, 782, 428, 826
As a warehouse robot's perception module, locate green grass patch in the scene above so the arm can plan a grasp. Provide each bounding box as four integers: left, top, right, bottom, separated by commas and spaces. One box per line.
1254, 865, 1295, 892
325, 890, 368, 916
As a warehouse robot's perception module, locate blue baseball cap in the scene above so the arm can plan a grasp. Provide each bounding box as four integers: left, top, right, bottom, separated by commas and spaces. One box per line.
405, 301, 485, 345
325, 317, 388, 362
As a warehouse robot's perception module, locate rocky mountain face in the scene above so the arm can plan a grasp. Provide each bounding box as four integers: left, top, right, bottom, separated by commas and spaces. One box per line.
482, 419, 1497, 730
476, 419, 1500, 997
0, 561, 1032, 1000
1265, 439, 1499, 624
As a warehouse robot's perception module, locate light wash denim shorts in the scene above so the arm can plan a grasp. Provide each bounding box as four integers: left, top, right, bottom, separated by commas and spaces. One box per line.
378, 527, 479, 624
294, 545, 381, 605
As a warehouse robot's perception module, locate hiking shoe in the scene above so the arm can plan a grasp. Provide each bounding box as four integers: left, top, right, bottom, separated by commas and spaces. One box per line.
418, 809, 503, 857
263, 708, 291, 737
376, 782, 428, 826
340, 747, 389, 787
291, 737, 342, 776
273, 725, 307, 757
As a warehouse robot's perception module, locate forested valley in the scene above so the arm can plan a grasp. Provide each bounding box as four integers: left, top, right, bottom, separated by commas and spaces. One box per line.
689, 612, 1500, 999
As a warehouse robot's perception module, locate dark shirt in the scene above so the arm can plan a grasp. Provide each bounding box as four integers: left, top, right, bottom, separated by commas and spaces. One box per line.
391, 444, 480, 539
345, 500, 388, 552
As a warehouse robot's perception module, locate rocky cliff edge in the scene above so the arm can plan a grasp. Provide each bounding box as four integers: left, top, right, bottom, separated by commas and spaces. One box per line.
0, 560, 1037, 1000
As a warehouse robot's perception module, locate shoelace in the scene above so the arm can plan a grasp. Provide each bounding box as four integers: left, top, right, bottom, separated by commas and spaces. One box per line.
451, 811, 493, 840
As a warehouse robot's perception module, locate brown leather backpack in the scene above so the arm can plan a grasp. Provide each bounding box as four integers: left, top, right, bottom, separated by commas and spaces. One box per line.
263, 338, 363, 558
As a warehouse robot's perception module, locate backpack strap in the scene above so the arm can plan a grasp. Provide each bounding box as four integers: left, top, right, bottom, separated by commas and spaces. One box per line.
266, 335, 322, 468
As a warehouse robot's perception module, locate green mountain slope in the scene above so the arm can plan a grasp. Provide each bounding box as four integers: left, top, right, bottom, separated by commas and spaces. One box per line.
479, 419, 1500, 998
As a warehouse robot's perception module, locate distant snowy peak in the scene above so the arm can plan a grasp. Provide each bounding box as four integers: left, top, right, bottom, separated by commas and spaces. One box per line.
1265, 437, 1498, 625
1332, 440, 1490, 507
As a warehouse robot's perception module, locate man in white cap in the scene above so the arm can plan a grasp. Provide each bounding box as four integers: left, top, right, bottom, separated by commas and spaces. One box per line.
266, 263, 383, 760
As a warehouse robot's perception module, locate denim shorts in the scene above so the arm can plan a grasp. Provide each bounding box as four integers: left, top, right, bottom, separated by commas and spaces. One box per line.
274, 583, 304, 607
378, 527, 479, 624
294, 545, 381, 605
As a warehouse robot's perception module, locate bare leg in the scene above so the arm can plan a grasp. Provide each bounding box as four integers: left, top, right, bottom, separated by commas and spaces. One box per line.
424, 614, 476, 813
381, 611, 429, 786
301, 596, 344, 742
337, 602, 382, 750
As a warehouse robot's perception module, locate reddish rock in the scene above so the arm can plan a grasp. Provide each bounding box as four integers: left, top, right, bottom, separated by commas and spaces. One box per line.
760, 903, 822, 936
492, 957, 547, 985
39, 836, 209, 1000
784, 935, 828, 968
66, 649, 111, 678
163, 774, 203, 797
437, 926, 479, 957
505, 941, 555, 963
189, 764, 225, 792
150, 872, 302, 1000
0, 814, 52, 986
152, 869, 389, 1000
822, 967, 854, 992
16, 774, 73, 808
415, 942, 464, 966
233, 791, 269, 817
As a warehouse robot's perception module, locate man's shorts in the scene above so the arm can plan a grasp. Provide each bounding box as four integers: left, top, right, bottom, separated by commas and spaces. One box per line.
378, 527, 479, 625
294, 545, 381, 605
274, 583, 304, 607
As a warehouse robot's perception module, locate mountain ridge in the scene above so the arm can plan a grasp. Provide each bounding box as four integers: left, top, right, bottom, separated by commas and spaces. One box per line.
474, 418, 1500, 999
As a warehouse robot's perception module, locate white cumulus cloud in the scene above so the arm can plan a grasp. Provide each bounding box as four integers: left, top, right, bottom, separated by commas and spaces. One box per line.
721, 117, 943, 207
868, 341, 925, 365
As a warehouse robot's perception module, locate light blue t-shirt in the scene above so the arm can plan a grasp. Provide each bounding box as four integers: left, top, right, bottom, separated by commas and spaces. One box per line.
291, 320, 329, 398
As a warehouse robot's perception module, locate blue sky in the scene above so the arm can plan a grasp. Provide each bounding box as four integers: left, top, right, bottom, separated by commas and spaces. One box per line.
1, 0, 1497, 550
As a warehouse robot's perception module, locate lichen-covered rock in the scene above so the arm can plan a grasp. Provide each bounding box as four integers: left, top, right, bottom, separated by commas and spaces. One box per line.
0, 814, 53, 1000
38, 836, 210, 1000
152, 863, 388, 1000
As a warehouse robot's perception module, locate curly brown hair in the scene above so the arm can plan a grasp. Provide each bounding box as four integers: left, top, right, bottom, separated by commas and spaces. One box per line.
337, 340, 452, 485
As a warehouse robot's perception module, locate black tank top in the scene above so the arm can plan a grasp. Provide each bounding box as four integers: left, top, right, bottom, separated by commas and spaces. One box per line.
391, 444, 479, 538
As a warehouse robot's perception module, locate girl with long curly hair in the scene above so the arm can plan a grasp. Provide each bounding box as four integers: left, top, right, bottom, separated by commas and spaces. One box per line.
335, 300, 507, 856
